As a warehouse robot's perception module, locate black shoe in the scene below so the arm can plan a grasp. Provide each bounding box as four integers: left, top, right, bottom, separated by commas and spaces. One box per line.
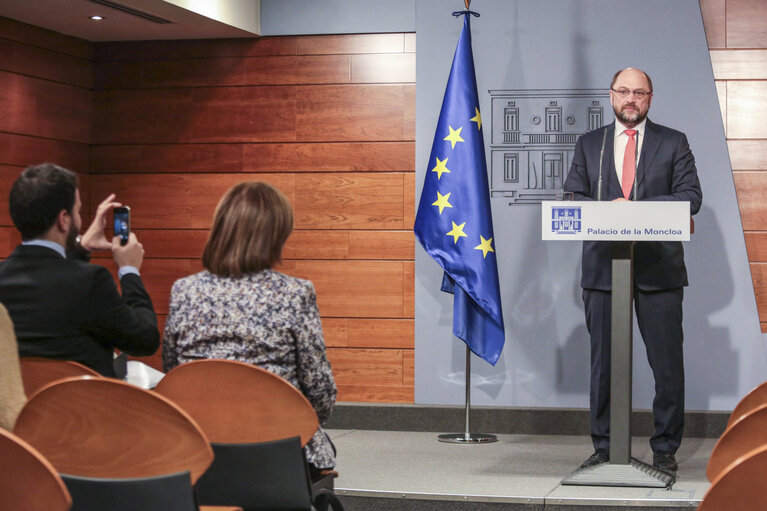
580, 448, 609, 468
653, 451, 678, 472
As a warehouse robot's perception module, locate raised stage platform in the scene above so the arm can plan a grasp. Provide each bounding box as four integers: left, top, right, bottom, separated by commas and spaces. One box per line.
326, 404, 724, 510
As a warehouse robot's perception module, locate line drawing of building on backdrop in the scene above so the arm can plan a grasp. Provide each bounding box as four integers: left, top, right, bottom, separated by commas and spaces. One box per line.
488, 89, 609, 205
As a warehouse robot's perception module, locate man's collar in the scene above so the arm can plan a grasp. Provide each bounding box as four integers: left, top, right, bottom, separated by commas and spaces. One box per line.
22, 239, 66, 258
615, 117, 648, 135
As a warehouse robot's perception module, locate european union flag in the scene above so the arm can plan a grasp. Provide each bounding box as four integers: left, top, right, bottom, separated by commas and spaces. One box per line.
414, 13, 505, 366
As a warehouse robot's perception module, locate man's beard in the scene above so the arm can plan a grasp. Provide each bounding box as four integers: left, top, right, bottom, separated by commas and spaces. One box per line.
65, 221, 79, 253
614, 104, 646, 126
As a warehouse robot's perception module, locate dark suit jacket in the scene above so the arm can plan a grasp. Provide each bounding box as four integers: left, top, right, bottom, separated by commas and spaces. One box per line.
0, 245, 159, 376
563, 119, 703, 291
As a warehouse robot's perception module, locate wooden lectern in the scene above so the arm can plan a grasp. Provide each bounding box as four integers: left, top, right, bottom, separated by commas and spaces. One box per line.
542, 200, 691, 488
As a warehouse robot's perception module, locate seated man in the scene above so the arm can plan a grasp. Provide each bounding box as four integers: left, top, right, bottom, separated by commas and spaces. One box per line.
0, 163, 159, 376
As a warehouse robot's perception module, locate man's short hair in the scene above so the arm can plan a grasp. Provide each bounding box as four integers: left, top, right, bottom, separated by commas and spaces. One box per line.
610, 68, 654, 92
9, 163, 78, 241
203, 182, 294, 277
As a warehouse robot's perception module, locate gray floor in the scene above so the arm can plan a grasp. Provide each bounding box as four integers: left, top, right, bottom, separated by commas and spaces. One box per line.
328, 429, 714, 508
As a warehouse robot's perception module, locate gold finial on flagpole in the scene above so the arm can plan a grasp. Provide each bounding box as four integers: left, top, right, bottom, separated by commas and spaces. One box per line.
464, 0, 471, 9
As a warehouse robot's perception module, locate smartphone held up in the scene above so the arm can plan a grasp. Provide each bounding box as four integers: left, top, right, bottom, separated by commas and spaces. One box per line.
113, 206, 130, 245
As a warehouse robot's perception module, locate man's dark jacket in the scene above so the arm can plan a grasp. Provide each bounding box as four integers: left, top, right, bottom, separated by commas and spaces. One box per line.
564, 119, 703, 290
0, 245, 159, 376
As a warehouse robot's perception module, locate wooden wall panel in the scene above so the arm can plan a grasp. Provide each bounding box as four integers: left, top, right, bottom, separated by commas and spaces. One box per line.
92, 33, 416, 402
327, 348, 404, 386
0, 71, 91, 143
90, 173, 296, 229
0, 227, 21, 255
705, 1, 767, 331
727, 81, 767, 139
701, 0, 726, 48
733, 172, 767, 230
727, 0, 767, 48
93, 84, 415, 145
351, 54, 416, 83
745, 233, 767, 262
0, 17, 91, 261
295, 84, 414, 142
711, 50, 767, 79
0, 39, 92, 88
0, 17, 92, 60
126, 229, 414, 261
279, 260, 406, 318
0, 133, 89, 171
751, 263, 767, 323
296, 34, 406, 55
728, 140, 767, 170
90, 141, 413, 174
294, 173, 405, 229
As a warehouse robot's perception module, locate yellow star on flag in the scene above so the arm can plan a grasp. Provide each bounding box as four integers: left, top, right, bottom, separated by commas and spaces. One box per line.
446, 221, 468, 243
431, 157, 451, 180
431, 191, 453, 214
444, 126, 465, 149
470, 108, 482, 130
474, 236, 495, 258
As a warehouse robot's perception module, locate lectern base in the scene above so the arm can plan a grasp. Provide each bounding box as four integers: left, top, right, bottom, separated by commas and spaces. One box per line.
438, 433, 498, 444
561, 458, 675, 488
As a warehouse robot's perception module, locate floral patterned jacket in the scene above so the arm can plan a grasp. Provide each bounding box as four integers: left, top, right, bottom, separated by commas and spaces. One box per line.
162, 269, 337, 469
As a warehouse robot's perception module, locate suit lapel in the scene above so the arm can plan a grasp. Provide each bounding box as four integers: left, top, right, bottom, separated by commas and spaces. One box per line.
636, 119, 661, 194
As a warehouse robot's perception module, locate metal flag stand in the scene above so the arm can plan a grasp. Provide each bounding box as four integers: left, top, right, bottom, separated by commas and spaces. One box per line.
438, 345, 497, 444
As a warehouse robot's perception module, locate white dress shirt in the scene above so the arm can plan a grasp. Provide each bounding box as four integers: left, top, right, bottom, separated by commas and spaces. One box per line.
613, 117, 647, 185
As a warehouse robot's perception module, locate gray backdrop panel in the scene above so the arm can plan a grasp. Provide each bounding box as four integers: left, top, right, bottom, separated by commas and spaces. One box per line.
415, 0, 766, 411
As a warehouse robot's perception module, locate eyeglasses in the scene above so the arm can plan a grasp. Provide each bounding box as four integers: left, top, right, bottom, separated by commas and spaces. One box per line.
611, 88, 652, 99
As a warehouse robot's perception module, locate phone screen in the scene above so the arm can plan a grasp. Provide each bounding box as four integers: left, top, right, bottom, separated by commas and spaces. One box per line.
113, 206, 130, 245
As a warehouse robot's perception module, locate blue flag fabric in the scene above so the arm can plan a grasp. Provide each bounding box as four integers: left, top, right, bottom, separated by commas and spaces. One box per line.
414, 13, 505, 366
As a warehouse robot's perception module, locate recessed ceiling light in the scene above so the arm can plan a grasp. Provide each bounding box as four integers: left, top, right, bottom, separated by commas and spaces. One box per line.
89, 15, 105, 21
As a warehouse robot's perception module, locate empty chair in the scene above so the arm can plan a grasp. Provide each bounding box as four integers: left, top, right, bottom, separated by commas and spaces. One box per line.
0, 427, 71, 511
155, 359, 343, 511
699, 444, 767, 510
726, 381, 767, 430
706, 403, 767, 482
12, 376, 214, 510
20, 357, 101, 397
0, 303, 26, 430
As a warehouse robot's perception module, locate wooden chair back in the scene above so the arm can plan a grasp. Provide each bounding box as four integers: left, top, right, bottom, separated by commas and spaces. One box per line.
13, 376, 213, 483
154, 359, 319, 445
726, 380, 767, 430
0, 427, 72, 511
20, 357, 102, 397
699, 444, 767, 510
707, 403, 767, 482
0, 304, 27, 430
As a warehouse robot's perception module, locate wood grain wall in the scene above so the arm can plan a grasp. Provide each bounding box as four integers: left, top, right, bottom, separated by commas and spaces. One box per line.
90, 34, 417, 402
701, 0, 767, 331
0, 18, 92, 253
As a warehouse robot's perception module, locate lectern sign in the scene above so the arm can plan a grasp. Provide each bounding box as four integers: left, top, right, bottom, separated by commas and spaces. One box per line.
541, 201, 690, 241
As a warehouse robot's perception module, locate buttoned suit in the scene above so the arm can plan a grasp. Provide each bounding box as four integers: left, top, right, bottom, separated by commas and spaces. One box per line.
564, 119, 702, 453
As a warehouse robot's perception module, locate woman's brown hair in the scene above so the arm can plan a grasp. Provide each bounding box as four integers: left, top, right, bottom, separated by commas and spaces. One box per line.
202, 182, 293, 277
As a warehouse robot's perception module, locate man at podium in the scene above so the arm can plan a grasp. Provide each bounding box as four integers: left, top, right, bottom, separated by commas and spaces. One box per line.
563, 68, 702, 472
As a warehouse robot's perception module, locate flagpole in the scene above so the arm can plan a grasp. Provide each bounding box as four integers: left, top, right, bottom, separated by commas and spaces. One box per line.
438, 345, 498, 444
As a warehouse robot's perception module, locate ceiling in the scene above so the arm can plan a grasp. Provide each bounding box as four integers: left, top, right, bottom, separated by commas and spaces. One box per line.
0, 0, 258, 42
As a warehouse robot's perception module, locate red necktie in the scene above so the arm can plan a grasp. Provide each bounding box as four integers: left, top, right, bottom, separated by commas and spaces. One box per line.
621, 129, 637, 199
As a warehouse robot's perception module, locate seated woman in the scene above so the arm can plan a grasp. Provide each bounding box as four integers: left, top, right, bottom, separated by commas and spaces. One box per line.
162, 182, 337, 478
0, 303, 27, 430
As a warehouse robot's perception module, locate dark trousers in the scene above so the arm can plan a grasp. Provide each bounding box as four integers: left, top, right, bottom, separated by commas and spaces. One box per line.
583, 287, 685, 454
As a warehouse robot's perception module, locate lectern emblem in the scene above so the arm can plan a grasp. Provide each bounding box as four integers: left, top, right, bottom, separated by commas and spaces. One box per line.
551, 206, 582, 234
